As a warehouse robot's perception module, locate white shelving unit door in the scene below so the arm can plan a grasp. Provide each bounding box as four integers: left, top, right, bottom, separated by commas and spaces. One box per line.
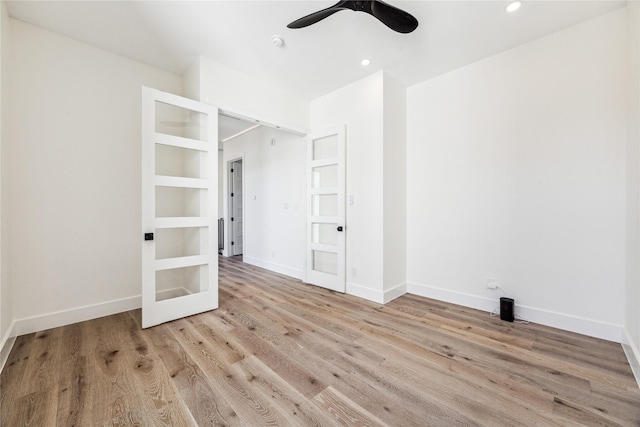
141, 87, 218, 328
305, 127, 346, 292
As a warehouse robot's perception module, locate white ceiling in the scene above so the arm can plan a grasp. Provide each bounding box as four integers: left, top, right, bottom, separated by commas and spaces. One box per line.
6, 0, 626, 101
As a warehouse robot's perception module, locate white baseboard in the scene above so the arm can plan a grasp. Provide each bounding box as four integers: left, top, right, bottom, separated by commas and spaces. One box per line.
407, 282, 497, 313
347, 281, 384, 303
384, 282, 407, 303
0, 321, 16, 373
623, 329, 640, 389
514, 304, 623, 343
243, 256, 304, 280
406, 281, 623, 343
346, 281, 407, 304
13, 295, 141, 337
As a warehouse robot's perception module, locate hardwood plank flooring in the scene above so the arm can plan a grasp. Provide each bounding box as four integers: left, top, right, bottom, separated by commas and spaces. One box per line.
2, 256, 639, 426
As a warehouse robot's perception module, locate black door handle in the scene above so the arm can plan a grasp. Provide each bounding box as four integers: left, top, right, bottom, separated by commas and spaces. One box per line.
144, 233, 154, 241
337, 226, 343, 232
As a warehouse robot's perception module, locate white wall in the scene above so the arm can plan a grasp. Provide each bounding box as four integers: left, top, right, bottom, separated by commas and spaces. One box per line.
186, 53, 310, 232
382, 73, 407, 296
407, 9, 627, 342
0, 0, 12, 366
7, 20, 182, 334
625, 0, 640, 382
311, 72, 386, 301
195, 56, 309, 134
181, 56, 200, 101
222, 126, 306, 279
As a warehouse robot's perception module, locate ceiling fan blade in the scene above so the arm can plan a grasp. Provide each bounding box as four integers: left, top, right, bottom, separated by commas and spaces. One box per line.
287, 1, 418, 34
370, 0, 419, 33
287, 1, 349, 29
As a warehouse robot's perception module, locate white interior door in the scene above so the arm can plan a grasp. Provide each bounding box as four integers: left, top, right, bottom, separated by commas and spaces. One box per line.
305, 127, 346, 292
230, 160, 244, 255
141, 87, 218, 328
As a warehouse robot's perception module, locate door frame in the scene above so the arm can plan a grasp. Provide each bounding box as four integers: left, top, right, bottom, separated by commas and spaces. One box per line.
225, 156, 245, 257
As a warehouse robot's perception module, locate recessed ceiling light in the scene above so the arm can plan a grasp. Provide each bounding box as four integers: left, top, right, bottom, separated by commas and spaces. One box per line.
271, 34, 284, 47
506, 1, 521, 13
361, 58, 371, 66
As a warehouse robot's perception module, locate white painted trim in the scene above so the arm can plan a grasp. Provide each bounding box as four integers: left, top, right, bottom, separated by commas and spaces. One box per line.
383, 282, 407, 303
224, 155, 244, 258
346, 282, 384, 304
345, 282, 406, 304
623, 329, 640, 389
13, 295, 141, 337
243, 256, 304, 280
514, 304, 623, 343
407, 282, 496, 312
0, 321, 16, 373
406, 281, 624, 343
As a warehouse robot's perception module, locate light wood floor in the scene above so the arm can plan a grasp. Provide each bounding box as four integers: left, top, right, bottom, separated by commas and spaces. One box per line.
1, 256, 639, 426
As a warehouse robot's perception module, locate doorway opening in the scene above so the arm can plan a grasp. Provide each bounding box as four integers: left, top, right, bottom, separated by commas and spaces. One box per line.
217, 110, 308, 281
228, 158, 244, 256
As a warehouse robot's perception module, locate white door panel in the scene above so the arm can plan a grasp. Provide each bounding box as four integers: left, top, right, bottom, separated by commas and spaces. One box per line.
305, 127, 346, 292
142, 87, 218, 328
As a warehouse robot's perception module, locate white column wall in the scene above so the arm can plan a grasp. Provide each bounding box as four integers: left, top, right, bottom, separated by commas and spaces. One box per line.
311, 72, 386, 301
382, 73, 407, 298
